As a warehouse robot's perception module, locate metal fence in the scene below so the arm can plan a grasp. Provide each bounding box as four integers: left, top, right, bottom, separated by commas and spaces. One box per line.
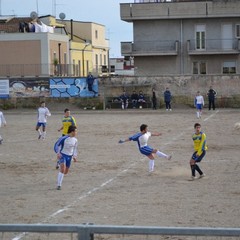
0, 224, 240, 240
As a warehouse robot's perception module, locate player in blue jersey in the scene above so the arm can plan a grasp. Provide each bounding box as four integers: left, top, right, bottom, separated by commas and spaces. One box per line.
119, 124, 171, 173
54, 125, 78, 190
190, 123, 207, 180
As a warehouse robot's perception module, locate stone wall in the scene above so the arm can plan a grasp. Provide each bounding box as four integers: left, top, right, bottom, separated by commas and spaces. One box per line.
1, 75, 240, 110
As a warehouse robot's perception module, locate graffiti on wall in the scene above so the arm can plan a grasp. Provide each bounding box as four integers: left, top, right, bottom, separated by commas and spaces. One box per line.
50, 78, 98, 97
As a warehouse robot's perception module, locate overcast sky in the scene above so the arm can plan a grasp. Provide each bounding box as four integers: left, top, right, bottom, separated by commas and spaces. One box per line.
1, 0, 133, 58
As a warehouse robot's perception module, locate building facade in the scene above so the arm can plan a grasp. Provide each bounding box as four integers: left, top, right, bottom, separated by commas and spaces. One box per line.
0, 15, 109, 77
120, 0, 240, 76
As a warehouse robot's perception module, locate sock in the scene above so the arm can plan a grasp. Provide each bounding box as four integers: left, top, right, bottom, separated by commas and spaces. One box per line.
196, 112, 200, 118
38, 129, 42, 135
191, 165, 196, 176
57, 172, 64, 187
195, 164, 203, 175
42, 131, 46, 139
156, 150, 168, 158
149, 160, 154, 172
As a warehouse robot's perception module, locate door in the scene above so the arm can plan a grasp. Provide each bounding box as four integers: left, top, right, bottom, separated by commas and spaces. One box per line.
222, 24, 232, 50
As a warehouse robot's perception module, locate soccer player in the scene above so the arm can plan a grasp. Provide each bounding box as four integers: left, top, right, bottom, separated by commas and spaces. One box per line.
55, 125, 78, 190
36, 101, 51, 140
119, 124, 171, 173
190, 123, 207, 180
58, 108, 77, 136
194, 91, 204, 119
0, 110, 6, 144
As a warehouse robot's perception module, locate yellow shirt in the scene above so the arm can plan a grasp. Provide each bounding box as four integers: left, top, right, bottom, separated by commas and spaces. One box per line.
192, 131, 207, 156
62, 116, 76, 135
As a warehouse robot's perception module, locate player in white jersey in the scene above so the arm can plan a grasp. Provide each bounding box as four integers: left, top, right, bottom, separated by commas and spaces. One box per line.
194, 91, 204, 119
54, 125, 78, 190
0, 111, 6, 144
119, 124, 171, 173
36, 101, 51, 140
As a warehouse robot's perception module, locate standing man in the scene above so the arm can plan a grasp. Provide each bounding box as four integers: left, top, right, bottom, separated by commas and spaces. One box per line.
207, 86, 217, 110
54, 125, 78, 190
190, 123, 207, 180
36, 101, 51, 140
58, 108, 77, 136
152, 88, 157, 110
164, 87, 172, 111
194, 91, 204, 119
119, 124, 171, 173
86, 73, 98, 96
131, 90, 139, 108
0, 110, 6, 144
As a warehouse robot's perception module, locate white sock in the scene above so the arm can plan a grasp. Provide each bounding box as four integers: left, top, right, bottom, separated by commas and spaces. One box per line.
197, 112, 200, 118
57, 172, 64, 186
149, 160, 154, 172
156, 150, 168, 158
42, 131, 46, 139
38, 129, 42, 135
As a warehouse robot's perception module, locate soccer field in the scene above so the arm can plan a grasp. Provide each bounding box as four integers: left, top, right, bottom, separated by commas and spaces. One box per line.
0, 108, 239, 239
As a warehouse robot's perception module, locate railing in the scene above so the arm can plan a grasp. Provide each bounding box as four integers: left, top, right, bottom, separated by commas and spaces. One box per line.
0, 224, 240, 240
0, 64, 109, 77
187, 39, 240, 53
121, 40, 179, 56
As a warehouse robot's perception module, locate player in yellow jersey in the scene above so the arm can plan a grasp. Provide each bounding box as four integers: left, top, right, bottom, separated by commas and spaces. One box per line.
190, 123, 207, 180
58, 108, 77, 136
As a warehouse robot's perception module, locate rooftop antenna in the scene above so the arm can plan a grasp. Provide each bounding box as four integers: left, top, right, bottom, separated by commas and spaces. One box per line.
36, 0, 39, 15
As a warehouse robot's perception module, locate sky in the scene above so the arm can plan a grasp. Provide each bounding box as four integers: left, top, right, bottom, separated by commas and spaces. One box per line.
0, 0, 133, 58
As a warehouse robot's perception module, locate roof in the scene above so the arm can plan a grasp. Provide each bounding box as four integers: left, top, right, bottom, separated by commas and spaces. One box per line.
0, 17, 33, 33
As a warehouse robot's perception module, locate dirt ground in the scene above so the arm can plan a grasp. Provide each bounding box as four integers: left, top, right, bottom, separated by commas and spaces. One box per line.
0, 108, 240, 239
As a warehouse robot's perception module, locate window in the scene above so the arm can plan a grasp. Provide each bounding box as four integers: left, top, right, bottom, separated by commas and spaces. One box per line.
95, 30, 98, 39
236, 24, 240, 38
193, 61, 207, 74
223, 61, 236, 74
195, 25, 206, 50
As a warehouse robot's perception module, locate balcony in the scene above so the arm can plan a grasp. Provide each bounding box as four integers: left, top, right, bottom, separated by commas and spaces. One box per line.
187, 39, 240, 55
121, 40, 179, 56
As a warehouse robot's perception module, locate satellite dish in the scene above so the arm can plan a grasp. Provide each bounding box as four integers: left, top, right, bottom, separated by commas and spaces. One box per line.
59, 12, 66, 20
30, 11, 38, 19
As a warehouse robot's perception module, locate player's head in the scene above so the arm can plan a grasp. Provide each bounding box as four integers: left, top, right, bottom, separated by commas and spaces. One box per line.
64, 108, 70, 116
194, 123, 201, 133
68, 125, 77, 135
40, 101, 45, 107
140, 124, 148, 132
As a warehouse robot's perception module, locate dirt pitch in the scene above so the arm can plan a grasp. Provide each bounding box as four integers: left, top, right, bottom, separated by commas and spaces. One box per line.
0, 108, 240, 239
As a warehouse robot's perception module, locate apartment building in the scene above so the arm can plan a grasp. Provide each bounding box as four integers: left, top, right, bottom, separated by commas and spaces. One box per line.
120, 0, 240, 76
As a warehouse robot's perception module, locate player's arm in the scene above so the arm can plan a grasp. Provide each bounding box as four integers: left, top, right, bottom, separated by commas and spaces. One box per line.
58, 126, 63, 132
119, 138, 131, 144
72, 141, 78, 162
72, 116, 77, 127
151, 132, 162, 137
197, 133, 206, 156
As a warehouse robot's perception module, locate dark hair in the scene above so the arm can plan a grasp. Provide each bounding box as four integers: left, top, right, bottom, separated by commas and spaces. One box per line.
64, 108, 70, 113
194, 123, 201, 128
68, 125, 77, 134
40, 101, 45, 104
140, 124, 148, 132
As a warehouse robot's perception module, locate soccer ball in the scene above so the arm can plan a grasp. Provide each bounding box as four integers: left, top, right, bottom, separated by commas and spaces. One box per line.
139, 106, 142, 109
234, 122, 240, 130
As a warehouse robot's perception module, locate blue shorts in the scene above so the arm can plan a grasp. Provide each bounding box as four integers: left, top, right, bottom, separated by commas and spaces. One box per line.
140, 146, 153, 156
196, 104, 203, 110
59, 153, 72, 168
192, 150, 206, 162
36, 122, 46, 127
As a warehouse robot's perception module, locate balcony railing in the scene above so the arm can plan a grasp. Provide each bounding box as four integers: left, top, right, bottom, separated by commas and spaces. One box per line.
187, 39, 240, 55
0, 64, 108, 77
121, 40, 179, 56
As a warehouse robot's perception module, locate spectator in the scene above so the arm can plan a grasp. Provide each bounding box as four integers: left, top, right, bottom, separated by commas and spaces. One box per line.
138, 90, 146, 108
164, 87, 172, 111
131, 90, 139, 108
152, 88, 157, 110
194, 91, 204, 119
119, 91, 129, 110
86, 73, 98, 96
207, 86, 217, 110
